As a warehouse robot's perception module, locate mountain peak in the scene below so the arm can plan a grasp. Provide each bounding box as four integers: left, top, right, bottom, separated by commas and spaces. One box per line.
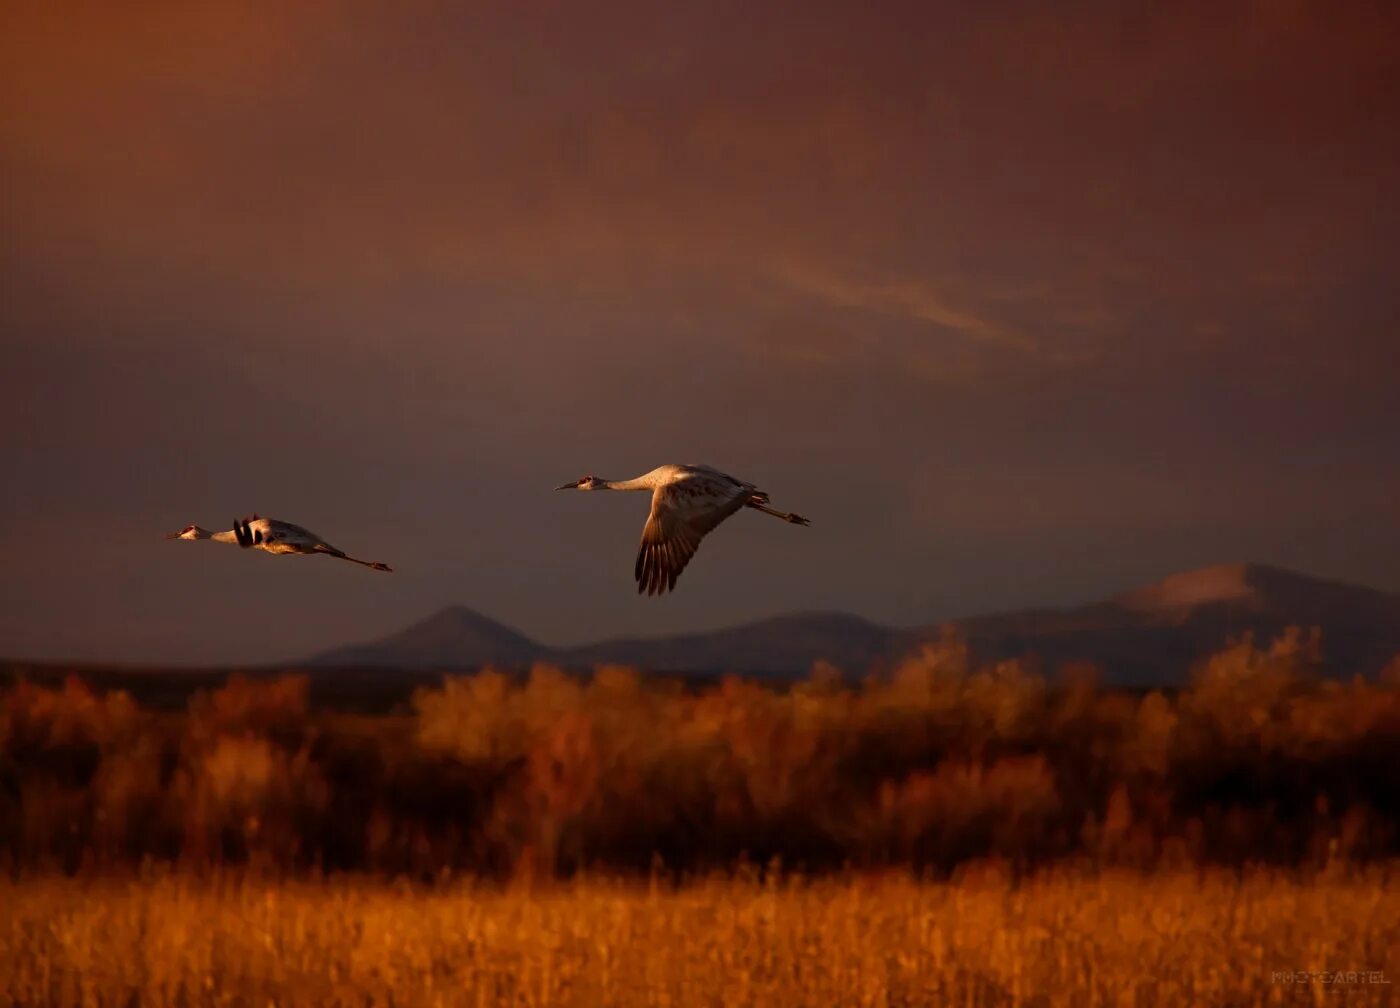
413, 605, 529, 633
1116, 562, 1264, 612
1114, 562, 1399, 620
305, 605, 540, 668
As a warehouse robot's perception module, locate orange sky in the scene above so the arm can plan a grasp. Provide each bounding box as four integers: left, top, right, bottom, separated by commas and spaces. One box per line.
3, 1, 1398, 662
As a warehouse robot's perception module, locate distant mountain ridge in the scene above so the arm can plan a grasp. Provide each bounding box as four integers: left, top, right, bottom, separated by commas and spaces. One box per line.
300, 563, 1400, 685
307, 606, 540, 669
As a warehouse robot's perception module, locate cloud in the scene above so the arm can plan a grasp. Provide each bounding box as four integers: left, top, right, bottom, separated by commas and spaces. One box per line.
770, 264, 1029, 351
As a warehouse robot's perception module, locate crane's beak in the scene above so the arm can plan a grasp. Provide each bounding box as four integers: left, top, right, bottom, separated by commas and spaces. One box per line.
164, 530, 184, 539
554, 480, 581, 490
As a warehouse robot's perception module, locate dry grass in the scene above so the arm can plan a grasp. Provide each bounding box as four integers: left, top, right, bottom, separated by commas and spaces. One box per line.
2, 867, 1396, 1007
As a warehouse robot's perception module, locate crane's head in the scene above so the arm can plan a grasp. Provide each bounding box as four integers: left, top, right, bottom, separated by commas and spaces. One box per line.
555, 475, 603, 491
165, 524, 211, 540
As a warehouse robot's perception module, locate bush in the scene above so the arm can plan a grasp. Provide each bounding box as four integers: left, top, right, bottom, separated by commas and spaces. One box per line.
2, 632, 1399, 878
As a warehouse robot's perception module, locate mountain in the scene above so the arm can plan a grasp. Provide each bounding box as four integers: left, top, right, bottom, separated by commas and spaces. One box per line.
1114, 562, 1400, 625
562, 611, 899, 676
941, 563, 1400, 684
302, 607, 900, 676
299, 563, 1400, 684
305, 606, 542, 669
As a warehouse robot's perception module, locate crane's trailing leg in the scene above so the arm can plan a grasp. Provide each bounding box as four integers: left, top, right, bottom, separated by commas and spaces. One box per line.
314, 544, 393, 572
745, 490, 810, 525
747, 499, 811, 525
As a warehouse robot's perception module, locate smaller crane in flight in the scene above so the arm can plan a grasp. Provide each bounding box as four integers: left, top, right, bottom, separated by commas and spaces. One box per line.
165, 514, 393, 572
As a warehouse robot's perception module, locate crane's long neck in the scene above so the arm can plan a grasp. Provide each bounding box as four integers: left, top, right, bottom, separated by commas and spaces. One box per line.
210, 528, 240, 544
599, 476, 654, 491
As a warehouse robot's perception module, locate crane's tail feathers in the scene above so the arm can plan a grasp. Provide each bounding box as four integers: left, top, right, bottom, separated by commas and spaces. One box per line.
747, 500, 811, 526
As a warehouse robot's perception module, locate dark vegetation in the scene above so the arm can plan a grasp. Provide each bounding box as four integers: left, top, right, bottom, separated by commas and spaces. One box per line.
3, 629, 1398, 880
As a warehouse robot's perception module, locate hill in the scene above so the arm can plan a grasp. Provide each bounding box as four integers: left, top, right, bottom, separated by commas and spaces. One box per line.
947, 563, 1400, 684
300, 563, 1400, 684
305, 605, 541, 669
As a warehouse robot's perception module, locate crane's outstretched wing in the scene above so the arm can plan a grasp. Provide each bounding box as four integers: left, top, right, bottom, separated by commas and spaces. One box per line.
233, 516, 319, 550
262, 518, 319, 546
635, 477, 751, 595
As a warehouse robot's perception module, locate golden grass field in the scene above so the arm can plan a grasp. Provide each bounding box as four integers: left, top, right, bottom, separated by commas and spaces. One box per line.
2, 867, 1395, 1007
